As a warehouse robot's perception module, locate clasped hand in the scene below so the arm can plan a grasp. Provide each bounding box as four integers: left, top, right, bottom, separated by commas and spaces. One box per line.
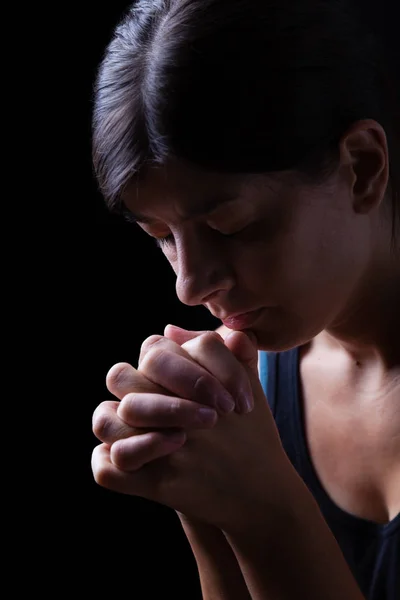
92, 326, 295, 535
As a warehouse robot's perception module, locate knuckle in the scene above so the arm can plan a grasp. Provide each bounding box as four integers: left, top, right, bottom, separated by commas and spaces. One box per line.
111, 440, 136, 470
118, 393, 139, 419
196, 331, 221, 351
106, 362, 133, 391
140, 335, 164, 356
109, 441, 125, 466
139, 338, 169, 371
140, 345, 168, 373
91, 447, 113, 488
93, 463, 113, 488
92, 408, 112, 441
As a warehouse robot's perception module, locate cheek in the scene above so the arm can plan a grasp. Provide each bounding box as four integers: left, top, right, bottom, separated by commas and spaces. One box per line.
276, 217, 367, 316
236, 215, 364, 311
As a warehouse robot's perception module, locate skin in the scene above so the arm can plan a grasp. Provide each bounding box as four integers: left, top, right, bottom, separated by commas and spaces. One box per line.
92, 328, 366, 598
93, 329, 297, 530
121, 119, 399, 360
92, 118, 399, 597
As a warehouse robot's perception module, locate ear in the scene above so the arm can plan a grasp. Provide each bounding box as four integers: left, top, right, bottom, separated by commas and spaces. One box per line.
339, 119, 389, 215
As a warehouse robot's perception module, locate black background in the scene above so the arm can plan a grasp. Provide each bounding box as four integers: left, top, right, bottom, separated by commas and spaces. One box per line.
77, 4, 218, 598
41, 2, 397, 598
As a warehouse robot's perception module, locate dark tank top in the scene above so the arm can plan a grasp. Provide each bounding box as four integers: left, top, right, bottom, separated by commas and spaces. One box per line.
258, 348, 399, 600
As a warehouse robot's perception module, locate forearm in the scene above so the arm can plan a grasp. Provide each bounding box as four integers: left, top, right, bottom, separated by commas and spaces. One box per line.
224, 479, 365, 600
178, 513, 252, 600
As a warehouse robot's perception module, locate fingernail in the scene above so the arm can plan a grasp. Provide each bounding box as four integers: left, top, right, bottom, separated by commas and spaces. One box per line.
216, 390, 235, 413
197, 407, 218, 426
238, 389, 254, 414
166, 324, 184, 331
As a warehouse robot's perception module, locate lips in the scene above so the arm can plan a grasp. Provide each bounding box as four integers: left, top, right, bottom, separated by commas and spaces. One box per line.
220, 308, 264, 330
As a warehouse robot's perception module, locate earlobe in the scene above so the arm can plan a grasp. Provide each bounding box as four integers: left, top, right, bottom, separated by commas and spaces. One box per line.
340, 119, 389, 215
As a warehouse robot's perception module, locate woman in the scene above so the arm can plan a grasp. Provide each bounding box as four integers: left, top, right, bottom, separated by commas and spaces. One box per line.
91, 1, 399, 598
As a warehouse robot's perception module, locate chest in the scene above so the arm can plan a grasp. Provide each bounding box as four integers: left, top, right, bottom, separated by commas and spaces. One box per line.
299, 360, 400, 524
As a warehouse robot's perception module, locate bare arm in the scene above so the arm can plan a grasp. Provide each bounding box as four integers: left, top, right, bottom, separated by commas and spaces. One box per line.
178, 514, 252, 600
179, 467, 364, 600
97, 326, 364, 599
224, 473, 365, 600
175, 324, 253, 600
182, 327, 363, 599
218, 328, 363, 598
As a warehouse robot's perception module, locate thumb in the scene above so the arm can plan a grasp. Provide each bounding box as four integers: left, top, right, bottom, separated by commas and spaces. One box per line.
167, 324, 264, 413
224, 330, 259, 375
164, 324, 223, 346
166, 324, 259, 381
225, 331, 268, 412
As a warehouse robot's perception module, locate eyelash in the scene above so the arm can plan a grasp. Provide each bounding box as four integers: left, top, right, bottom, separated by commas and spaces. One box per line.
122, 213, 175, 249
155, 235, 174, 249
154, 224, 250, 249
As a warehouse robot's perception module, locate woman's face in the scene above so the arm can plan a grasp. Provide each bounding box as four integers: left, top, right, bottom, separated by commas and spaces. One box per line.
123, 158, 373, 351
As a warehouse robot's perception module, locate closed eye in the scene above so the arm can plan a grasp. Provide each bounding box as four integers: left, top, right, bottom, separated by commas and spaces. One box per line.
155, 224, 252, 249
213, 223, 252, 237
120, 209, 174, 248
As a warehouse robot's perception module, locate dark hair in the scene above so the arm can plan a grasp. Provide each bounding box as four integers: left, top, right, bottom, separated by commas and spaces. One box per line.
92, 0, 399, 240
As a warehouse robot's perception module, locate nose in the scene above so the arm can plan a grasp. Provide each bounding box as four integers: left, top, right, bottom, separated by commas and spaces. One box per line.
174, 229, 235, 306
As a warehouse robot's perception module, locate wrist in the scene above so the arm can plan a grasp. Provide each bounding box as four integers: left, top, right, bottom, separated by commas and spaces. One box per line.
224, 455, 311, 539
224, 476, 316, 548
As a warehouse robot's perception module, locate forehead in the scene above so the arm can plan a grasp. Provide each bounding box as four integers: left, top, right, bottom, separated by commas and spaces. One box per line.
122, 160, 248, 221
122, 159, 288, 222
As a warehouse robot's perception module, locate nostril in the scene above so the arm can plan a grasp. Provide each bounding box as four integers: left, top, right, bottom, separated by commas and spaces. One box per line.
202, 290, 220, 303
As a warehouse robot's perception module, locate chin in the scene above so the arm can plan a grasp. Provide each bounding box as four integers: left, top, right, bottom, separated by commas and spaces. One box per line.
253, 320, 322, 353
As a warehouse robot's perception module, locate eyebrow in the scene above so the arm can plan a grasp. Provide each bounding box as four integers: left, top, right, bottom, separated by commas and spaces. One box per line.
123, 193, 237, 224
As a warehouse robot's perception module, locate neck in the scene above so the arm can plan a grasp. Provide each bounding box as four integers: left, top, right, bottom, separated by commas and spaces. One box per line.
322, 243, 400, 371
